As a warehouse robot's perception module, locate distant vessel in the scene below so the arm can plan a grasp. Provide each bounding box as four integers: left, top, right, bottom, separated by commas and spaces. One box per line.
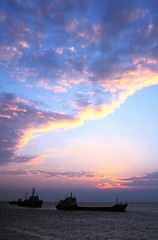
56, 193, 128, 212
17, 188, 43, 208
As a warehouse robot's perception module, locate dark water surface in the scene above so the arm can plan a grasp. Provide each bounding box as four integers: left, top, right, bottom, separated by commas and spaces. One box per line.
0, 202, 158, 240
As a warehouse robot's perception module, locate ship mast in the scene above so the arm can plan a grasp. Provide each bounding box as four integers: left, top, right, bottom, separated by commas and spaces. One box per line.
32, 188, 35, 197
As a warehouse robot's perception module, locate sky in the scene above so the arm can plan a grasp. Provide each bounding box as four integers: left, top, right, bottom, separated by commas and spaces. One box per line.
0, 0, 158, 202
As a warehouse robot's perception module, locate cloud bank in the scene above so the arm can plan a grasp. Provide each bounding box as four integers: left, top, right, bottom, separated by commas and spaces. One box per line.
0, 0, 158, 171
0, 92, 81, 165
0, 168, 157, 190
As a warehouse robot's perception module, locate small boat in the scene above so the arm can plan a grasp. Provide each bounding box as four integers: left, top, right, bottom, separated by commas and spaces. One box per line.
56, 193, 128, 212
17, 188, 43, 208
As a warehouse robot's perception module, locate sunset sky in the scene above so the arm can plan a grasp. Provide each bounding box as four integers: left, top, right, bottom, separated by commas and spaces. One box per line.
0, 0, 158, 202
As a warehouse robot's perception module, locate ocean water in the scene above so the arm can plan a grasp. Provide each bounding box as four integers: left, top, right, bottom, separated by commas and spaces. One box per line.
0, 202, 158, 240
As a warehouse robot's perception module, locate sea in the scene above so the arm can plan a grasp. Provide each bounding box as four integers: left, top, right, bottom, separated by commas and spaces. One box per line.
0, 202, 158, 240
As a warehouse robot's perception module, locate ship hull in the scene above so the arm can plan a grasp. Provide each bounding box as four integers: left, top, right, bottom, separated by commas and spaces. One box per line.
17, 200, 43, 208
56, 204, 128, 212
9, 201, 17, 205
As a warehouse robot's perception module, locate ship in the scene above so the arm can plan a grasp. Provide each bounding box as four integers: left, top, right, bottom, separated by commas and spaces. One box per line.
17, 188, 43, 208
56, 193, 128, 212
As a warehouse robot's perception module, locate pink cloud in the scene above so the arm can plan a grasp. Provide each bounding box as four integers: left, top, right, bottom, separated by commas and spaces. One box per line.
52, 85, 67, 93
0, 114, 11, 119
0, 45, 22, 63
53, 47, 64, 54
19, 41, 30, 48
69, 47, 75, 52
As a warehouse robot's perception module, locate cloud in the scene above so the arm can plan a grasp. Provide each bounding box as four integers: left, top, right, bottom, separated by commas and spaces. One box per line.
0, 92, 82, 165
1, 0, 158, 89
1, 167, 157, 190
1, 66, 158, 163
0, 168, 95, 180
14, 154, 46, 165
69, 47, 75, 52
118, 172, 158, 188
53, 47, 64, 55
66, 18, 102, 45
0, 45, 22, 63
0, 169, 28, 176
19, 41, 30, 48
1, 0, 158, 166
50, 85, 67, 93
30, 170, 95, 179
97, 172, 158, 189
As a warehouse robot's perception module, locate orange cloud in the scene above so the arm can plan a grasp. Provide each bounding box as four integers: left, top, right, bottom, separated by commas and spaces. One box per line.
16, 131, 40, 151
96, 180, 130, 189
9, 62, 158, 153
96, 182, 114, 189
79, 103, 117, 120
80, 66, 158, 120
3, 105, 27, 112
32, 116, 82, 132
0, 114, 11, 119
24, 154, 47, 165
16, 116, 83, 150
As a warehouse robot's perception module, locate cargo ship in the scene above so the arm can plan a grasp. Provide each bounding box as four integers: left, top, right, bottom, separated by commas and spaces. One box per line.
56, 193, 128, 212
